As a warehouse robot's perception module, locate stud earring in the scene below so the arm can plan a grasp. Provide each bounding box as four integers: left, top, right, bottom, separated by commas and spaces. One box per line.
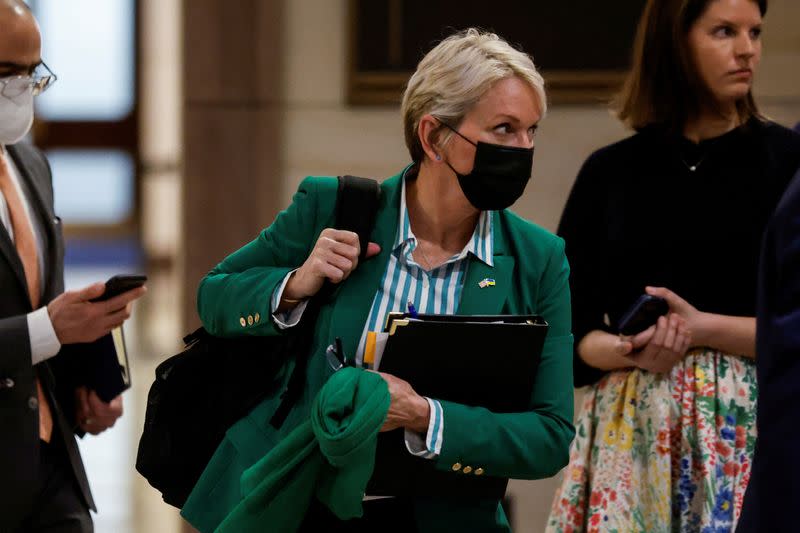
435, 154, 441, 161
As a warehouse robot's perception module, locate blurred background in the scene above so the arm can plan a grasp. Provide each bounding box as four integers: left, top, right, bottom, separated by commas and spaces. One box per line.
24, 0, 800, 531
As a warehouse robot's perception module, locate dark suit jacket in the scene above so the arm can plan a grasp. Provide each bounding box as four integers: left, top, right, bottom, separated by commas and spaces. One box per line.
0, 142, 95, 529
737, 165, 800, 532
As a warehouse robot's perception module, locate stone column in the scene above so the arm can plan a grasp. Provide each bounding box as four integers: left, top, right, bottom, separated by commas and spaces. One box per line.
181, 0, 286, 333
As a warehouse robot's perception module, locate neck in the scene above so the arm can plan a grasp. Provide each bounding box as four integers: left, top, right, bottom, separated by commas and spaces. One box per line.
406, 161, 479, 251
683, 106, 740, 143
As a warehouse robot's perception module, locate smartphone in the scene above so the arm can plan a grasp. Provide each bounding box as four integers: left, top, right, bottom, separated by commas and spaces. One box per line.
616, 294, 669, 335
90, 275, 147, 303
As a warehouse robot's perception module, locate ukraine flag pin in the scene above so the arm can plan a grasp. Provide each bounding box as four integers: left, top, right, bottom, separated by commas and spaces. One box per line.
478, 278, 496, 289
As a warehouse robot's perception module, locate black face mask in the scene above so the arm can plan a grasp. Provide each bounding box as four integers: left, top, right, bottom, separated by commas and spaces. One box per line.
440, 122, 534, 211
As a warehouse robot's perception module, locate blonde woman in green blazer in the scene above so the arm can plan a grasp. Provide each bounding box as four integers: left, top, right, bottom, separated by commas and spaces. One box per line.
182, 28, 574, 533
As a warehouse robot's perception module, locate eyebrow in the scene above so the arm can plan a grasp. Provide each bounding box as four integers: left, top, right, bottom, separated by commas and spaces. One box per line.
709, 18, 762, 27
492, 113, 539, 124
491, 113, 521, 122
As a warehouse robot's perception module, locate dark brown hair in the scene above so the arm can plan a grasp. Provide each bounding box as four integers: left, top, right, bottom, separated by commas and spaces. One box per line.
613, 0, 768, 131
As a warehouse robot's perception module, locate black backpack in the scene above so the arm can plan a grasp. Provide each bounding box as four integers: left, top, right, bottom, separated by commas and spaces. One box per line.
135, 176, 381, 508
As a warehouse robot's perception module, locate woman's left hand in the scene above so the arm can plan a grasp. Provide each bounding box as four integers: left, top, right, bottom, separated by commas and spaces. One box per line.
377, 372, 430, 433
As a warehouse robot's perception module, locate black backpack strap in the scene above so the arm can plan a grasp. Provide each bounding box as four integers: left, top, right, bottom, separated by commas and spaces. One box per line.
269, 175, 381, 428
182, 327, 208, 345
336, 175, 381, 259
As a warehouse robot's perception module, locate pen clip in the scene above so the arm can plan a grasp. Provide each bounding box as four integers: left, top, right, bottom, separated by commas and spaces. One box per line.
324, 345, 343, 372
324, 337, 349, 372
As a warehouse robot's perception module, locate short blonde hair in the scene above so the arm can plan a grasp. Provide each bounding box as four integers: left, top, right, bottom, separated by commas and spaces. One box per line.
401, 28, 546, 163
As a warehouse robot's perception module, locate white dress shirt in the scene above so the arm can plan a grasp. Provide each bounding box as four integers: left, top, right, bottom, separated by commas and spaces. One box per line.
0, 147, 61, 364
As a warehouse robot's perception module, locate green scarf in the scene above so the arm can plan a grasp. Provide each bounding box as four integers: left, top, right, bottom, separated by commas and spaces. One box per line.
216, 368, 391, 533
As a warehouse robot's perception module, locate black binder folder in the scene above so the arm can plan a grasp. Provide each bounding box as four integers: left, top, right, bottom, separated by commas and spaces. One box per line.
66, 326, 131, 403
367, 313, 548, 500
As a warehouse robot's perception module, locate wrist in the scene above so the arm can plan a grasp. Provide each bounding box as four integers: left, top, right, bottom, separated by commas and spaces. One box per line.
44, 302, 63, 344
578, 330, 633, 371
409, 395, 431, 433
282, 271, 309, 302
692, 312, 715, 347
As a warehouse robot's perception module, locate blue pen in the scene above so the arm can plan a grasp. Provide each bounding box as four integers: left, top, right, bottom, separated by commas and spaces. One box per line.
407, 300, 418, 318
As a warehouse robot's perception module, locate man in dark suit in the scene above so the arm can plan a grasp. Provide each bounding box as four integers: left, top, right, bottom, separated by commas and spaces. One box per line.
0, 2, 145, 531
737, 163, 800, 532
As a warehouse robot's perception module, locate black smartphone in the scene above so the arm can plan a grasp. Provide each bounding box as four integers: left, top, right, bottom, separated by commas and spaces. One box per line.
90, 275, 147, 303
616, 294, 669, 335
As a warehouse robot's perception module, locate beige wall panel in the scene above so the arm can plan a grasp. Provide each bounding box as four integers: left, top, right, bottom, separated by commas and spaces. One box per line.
284, 0, 347, 105
742, 0, 799, 100
508, 477, 562, 532
280, 108, 407, 205
761, 0, 800, 51
762, 103, 800, 127
756, 52, 800, 101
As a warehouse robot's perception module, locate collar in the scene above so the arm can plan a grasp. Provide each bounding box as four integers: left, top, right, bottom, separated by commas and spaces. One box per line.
394, 165, 494, 267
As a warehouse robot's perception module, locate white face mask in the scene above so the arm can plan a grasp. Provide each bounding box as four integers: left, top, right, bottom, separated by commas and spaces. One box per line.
0, 79, 34, 145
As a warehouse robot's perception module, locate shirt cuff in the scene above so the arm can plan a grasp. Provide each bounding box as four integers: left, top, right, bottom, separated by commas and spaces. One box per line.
404, 398, 444, 459
28, 306, 61, 365
270, 269, 309, 329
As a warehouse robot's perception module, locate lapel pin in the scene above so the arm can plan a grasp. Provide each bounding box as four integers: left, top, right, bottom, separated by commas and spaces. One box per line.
478, 278, 496, 289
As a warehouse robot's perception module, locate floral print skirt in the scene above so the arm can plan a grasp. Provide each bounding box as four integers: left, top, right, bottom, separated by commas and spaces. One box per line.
547, 349, 757, 533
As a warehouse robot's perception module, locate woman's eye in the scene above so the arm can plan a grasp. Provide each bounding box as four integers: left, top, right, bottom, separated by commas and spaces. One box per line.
750, 27, 762, 40
528, 126, 538, 137
713, 26, 735, 38
494, 123, 512, 134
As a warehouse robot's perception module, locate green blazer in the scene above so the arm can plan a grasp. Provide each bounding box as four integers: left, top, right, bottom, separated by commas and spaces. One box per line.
181, 170, 575, 532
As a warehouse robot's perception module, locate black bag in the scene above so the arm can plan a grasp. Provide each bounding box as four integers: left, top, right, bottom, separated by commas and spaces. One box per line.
135, 176, 381, 508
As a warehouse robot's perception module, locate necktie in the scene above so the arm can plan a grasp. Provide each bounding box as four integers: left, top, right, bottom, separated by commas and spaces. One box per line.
0, 151, 52, 442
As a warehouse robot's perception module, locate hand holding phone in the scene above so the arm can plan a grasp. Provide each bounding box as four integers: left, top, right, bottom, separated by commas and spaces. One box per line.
616, 294, 669, 336
90, 275, 148, 303
624, 313, 691, 374
48, 276, 147, 345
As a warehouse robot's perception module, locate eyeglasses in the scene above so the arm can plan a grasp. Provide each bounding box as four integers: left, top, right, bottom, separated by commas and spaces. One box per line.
0, 61, 57, 99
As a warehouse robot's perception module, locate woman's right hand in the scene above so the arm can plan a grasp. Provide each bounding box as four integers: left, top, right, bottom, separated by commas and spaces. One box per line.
622, 313, 692, 374
283, 228, 381, 301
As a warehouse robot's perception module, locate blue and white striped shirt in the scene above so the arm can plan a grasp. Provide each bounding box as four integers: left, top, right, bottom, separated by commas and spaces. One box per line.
272, 171, 494, 459
354, 172, 494, 458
